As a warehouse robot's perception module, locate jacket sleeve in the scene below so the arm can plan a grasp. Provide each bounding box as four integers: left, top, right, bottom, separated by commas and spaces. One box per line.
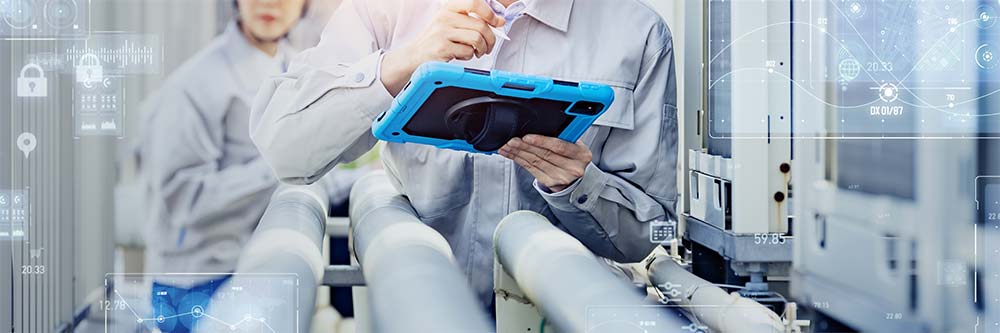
537, 27, 679, 263
144, 89, 277, 229
250, 0, 394, 185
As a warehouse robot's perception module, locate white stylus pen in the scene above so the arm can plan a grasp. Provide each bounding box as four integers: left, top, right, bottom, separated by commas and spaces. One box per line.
441, 0, 511, 41
470, 12, 511, 41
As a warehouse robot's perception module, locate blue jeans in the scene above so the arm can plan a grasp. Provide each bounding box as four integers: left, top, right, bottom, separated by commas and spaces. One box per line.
150, 275, 231, 333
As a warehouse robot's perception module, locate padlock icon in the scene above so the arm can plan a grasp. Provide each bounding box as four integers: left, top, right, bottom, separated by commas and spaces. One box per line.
76, 53, 103, 84
16, 63, 47, 97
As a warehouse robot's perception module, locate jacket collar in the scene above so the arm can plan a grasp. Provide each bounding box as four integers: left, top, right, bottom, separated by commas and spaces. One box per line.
220, 21, 293, 92
525, 0, 574, 32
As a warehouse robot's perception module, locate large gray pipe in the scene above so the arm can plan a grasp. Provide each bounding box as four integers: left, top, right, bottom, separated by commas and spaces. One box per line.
349, 171, 491, 333
647, 255, 784, 333
494, 211, 684, 332
206, 182, 330, 332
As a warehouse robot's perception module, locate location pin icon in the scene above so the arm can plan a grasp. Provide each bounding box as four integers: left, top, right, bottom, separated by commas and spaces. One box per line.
17, 132, 37, 158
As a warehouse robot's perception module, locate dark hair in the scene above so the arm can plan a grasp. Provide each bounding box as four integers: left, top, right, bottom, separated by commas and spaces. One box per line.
233, 0, 309, 18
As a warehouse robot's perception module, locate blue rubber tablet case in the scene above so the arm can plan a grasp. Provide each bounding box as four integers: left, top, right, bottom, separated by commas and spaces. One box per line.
372, 62, 614, 154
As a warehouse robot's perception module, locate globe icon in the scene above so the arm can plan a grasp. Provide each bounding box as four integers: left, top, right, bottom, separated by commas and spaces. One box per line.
838, 58, 861, 81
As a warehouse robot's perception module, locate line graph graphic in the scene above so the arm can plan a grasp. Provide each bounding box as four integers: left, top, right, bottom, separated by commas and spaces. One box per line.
103, 273, 299, 333
707, 0, 1000, 138
110, 290, 280, 333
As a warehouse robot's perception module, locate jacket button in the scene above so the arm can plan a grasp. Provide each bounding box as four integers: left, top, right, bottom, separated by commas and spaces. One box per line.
577, 194, 588, 204
353, 73, 365, 82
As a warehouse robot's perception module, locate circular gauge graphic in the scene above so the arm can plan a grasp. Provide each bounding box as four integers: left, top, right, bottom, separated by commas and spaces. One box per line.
844, 0, 867, 19
2, 0, 34, 29
978, 5, 998, 29
977, 44, 998, 70
878, 83, 900, 103
44, 0, 76, 29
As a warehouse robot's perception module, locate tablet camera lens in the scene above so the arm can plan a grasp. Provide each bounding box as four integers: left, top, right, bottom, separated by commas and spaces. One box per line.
571, 102, 604, 116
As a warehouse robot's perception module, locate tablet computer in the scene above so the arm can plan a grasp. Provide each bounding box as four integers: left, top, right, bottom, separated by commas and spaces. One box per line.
372, 62, 614, 154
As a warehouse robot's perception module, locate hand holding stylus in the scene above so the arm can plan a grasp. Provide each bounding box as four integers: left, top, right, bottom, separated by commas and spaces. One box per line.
381, 0, 506, 96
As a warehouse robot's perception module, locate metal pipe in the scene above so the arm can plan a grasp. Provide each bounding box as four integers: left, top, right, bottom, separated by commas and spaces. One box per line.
326, 217, 350, 237
322, 265, 365, 287
647, 255, 785, 333
493, 211, 684, 333
207, 182, 330, 332
349, 171, 491, 333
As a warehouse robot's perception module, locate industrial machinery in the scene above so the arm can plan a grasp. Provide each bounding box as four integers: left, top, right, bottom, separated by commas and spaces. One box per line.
675, 0, 998, 332
677, 0, 796, 317
787, 0, 989, 330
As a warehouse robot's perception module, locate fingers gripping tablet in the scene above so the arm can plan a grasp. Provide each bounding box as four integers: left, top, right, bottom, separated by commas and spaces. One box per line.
372, 62, 614, 154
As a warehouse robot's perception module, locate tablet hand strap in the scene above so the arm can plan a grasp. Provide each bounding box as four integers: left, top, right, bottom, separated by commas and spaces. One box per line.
445, 96, 534, 152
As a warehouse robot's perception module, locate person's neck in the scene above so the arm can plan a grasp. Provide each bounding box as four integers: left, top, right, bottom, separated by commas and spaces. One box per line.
497, 0, 517, 7
240, 24, 278, 57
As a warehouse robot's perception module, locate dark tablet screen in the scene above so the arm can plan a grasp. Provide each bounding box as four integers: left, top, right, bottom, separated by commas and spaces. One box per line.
402, 87, 576, 140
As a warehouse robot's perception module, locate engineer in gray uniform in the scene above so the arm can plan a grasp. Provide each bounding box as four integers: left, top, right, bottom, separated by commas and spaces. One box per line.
250, 0, 679, 308
136, 0, 338, 329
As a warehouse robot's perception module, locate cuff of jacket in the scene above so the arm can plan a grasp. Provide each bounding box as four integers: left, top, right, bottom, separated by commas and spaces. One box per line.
534, 162, 608, 213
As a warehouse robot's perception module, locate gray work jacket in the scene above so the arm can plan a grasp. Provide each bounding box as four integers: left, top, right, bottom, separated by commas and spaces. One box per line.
140, 23, 290, 285
250, 0, 679, 305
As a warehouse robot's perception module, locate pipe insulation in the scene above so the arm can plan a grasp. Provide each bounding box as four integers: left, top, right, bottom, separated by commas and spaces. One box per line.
647, 255, 785, 333
493, 210, 685, 333
208, 182, 332, 332
349, 171, 492, 333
